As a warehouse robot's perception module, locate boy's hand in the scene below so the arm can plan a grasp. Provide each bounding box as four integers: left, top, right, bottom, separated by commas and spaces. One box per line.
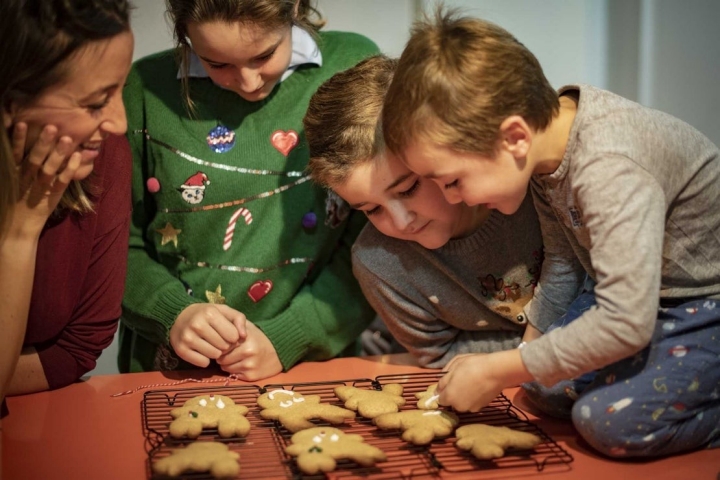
438, 349, 533, 412
216, 322, 282, 381
170, 303, 247, 367
11, 123, 81, 234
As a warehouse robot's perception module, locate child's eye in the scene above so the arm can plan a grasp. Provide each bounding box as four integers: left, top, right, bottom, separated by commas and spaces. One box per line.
364, 206, 381, 216
398, 180, 420, 198
255, 49, 276, 62
444, 180, 459, 189
207, 62, 228, 70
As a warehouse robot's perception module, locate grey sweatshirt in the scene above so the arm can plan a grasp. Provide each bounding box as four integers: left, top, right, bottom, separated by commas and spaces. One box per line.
352, 194, 543, 367
524, 84, 720, 386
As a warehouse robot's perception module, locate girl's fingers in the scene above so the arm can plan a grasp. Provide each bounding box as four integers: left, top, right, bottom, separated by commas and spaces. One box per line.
11, 122, 28, 164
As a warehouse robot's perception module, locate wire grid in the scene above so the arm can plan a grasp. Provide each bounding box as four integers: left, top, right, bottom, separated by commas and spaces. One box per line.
375, 372, 575, 478
141, 374, 573, 479
143, 385, 292, 480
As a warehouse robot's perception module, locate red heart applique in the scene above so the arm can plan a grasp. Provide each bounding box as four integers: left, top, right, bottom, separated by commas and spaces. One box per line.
247, 280, 273, 303
270, 130, 299, 156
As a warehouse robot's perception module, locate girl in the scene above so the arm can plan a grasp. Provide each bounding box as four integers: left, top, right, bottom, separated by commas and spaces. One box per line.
1, 0, 134, 402
120, 0, 379, 380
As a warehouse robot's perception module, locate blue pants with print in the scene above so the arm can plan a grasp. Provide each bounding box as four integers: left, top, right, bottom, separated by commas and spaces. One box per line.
522, 293, 720, 458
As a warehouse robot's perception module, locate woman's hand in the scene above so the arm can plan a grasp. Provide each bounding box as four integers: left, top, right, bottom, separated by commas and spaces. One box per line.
11, 123, 81, 234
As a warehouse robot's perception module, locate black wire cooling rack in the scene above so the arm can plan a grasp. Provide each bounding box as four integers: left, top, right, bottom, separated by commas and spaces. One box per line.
143, 372, 573, 479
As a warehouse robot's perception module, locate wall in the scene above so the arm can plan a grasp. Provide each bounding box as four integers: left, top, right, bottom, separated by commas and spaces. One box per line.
88, 0, 719, 376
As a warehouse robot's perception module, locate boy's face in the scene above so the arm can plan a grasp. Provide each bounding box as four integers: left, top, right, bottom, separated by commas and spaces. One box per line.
333, 153, 471, 249
403, 139, 531, 215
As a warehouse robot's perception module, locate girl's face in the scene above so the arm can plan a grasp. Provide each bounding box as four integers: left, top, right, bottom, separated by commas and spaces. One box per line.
187, 20, 293, 102
9, 31, 133, 181
334, 153, 480, 250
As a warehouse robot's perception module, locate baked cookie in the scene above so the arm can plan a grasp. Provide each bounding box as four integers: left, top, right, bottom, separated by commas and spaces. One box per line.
257, 389, 355, 433
373, 409, 459, 445
285, 427, 387, 474
415, 383, 440, 410
169, 394, 251, 439
334, 384, 405, 419
455, 424, 542, 459
152, 441, 240, 479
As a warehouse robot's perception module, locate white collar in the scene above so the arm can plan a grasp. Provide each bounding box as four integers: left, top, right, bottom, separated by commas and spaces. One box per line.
177, 25, 322, 82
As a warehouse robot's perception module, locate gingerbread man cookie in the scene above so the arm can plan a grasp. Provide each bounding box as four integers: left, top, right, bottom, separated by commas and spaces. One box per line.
169, 394, 251, 439
257, 389, 355, 432
334, 384, 405, 419
373, 409, 459, 445
415, 383, 441, 410
152, 441, 240, 479
455, 424, 541, 459
285, 427, 387, 474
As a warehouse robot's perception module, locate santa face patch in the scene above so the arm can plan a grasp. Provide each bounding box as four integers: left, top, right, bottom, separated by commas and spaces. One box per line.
179, 171, 210, 204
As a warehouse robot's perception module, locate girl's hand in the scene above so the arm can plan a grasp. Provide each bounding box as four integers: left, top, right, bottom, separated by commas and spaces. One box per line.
216, 321, 282, 381
11, 123, 81, 233
170, 303, 247, 368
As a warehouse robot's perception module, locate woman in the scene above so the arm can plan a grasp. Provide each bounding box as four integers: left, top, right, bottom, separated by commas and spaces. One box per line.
0, 0, 134, 403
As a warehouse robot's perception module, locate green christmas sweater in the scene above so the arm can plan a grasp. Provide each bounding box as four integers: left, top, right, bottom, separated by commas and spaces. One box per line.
119, 31, 379, 372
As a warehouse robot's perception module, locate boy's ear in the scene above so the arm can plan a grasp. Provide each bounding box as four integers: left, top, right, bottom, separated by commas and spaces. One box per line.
499, 115, 531, 158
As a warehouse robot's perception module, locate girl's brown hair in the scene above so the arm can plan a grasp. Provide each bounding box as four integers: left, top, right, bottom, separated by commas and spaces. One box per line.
383, 7, 559, 159
304, 55, 398, 188
0, 0, 131, 216
166, 0, 325, 113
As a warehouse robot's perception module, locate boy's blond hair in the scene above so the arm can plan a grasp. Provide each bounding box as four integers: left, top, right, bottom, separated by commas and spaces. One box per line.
304, 55, 397, 188
382, 8, 559, 159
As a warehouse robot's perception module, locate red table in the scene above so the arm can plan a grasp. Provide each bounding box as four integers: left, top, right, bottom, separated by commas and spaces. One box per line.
2, 354, 718, 479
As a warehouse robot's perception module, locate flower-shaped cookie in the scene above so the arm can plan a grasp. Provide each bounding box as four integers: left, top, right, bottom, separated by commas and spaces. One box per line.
334, 384, 405, 419
285, 427, 387, 474
169, 394, 251, 439
257, 389, 355, 432
455, 424, 541, 459
374, 409, 459, 445
152, 441, 240, 479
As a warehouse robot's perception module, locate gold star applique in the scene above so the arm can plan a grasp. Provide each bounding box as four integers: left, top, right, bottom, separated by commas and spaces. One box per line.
155, 222, 182, 247
206, 285, 226, 304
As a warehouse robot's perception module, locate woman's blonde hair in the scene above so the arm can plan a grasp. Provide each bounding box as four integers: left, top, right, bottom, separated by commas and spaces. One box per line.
167, 0, 325, 113
383, 7, 559, 159
0, 0, 131, 215
304, 55, 397, 188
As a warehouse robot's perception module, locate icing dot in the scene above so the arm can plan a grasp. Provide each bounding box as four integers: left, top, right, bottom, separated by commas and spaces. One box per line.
216, 398, 225, 409
146, 177, 161, 193
302, 212, 317, 229
199, 399, 207, 407
189, 411, 198, 418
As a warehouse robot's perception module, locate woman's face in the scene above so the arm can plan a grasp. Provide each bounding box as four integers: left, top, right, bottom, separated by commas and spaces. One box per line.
186, 20, 293, 102
334, 152, 481, 250
9, 30, 134, 181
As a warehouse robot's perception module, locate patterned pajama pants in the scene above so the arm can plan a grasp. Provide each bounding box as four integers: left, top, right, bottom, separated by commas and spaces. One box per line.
522, 293, 720, 458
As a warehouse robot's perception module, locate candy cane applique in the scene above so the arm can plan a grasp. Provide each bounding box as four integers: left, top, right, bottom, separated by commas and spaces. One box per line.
223, 207, 253, 251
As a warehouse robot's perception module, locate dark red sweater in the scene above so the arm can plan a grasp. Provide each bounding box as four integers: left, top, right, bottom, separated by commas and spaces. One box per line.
25, 134, 132, 389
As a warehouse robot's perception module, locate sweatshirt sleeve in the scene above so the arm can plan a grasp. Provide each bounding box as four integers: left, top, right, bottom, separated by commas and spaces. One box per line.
524, 178, 587, 332
38, 135, 132, 388
522, 156, 664, 386
253, 211, 376, 369
120, 65, 202, 344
